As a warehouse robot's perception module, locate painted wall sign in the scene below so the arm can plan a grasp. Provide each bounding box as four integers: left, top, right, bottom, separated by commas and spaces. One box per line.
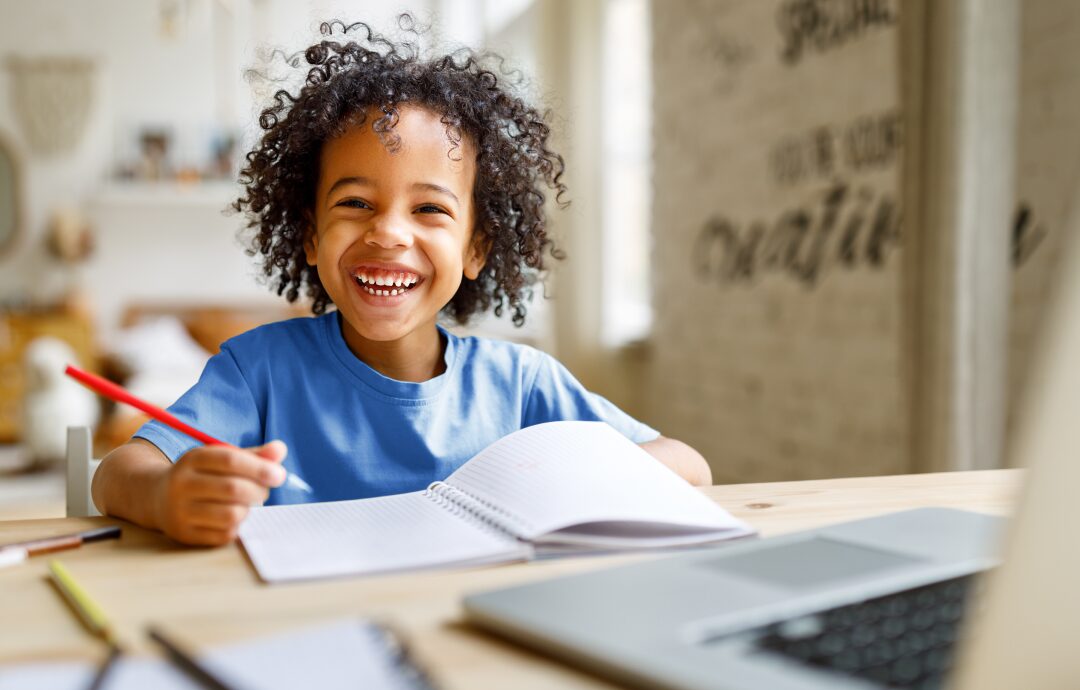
778, 0, 898, 66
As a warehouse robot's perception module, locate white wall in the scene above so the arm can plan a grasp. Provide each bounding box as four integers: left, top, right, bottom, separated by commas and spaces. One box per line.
0, 1, 274, 337
648, 0, 907, 483
645, 0, 1078, 482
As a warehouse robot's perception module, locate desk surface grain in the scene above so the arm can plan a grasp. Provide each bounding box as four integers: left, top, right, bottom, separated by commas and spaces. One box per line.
0, 469, 1021, 689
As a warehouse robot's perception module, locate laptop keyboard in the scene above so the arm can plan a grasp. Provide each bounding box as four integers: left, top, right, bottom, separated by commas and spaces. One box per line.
756, 574, 977, 689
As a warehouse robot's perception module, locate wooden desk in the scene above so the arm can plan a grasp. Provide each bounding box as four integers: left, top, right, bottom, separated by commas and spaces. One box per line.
0, 469, 1021, 688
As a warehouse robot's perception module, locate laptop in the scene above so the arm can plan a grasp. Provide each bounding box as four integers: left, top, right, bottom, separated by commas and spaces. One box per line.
463, 243, 1080, 690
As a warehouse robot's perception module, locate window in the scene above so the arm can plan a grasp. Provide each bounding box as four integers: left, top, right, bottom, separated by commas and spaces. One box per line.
601, 0, 652, 346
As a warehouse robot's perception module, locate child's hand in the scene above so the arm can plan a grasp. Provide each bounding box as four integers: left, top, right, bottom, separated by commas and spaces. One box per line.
153, 441, 288, 546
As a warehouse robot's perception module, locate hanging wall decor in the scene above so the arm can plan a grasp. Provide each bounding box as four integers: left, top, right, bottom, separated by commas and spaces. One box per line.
6, 56, 96, 156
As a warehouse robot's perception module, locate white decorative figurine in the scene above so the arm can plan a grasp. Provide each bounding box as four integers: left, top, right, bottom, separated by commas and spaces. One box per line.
22, 337, 99, 467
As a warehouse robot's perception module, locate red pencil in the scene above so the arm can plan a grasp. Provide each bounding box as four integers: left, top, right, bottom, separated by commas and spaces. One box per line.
66, 365, 218, 445
65, 364, 312, 492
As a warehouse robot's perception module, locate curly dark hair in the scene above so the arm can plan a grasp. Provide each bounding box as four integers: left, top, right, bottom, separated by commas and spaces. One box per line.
233, 16, 568, 326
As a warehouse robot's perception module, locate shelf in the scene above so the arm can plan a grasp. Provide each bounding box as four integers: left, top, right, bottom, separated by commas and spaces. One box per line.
90, 181, 241, 209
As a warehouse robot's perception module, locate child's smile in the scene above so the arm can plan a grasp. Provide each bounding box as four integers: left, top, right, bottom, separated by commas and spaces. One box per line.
352, 263, 422, 298
349, 261, 425, 304
305, 106, 485, 380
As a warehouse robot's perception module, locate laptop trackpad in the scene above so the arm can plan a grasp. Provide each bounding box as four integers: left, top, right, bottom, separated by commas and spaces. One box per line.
704, 537, 924, 590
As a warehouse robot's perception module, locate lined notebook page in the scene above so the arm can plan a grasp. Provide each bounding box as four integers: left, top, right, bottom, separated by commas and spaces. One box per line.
444, 421, 752, 545
239, 491, 529, 583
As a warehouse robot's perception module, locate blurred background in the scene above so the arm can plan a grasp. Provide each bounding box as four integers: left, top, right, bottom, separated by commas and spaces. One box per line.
0, 0, 1076, 518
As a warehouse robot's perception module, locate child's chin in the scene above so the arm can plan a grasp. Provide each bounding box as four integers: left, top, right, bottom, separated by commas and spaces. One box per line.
347, 317, 417, 342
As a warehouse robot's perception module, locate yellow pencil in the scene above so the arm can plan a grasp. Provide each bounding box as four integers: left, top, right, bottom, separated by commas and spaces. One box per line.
48, 559, 117, 645
49, 559, 123, 690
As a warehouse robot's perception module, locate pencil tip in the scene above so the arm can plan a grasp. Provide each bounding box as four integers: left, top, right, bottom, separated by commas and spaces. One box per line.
285, 473, 314, 493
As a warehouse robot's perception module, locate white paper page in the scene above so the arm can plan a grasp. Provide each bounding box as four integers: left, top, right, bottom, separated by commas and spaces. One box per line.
0, 660, 193, 690
202, 619, 430, 690
0, 619, 429, 690
445, 421, 753, 546
239, 491, 529, 583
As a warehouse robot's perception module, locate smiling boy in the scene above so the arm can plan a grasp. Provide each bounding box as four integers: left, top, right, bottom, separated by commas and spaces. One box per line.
91, 22, 711, 547
306, 107, 484, 382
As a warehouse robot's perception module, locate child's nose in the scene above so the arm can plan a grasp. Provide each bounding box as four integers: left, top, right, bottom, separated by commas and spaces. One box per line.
365, 214, 413, 249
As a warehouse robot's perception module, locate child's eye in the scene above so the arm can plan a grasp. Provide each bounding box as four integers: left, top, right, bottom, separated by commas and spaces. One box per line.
416, 204, 449, 215
336, 198, 371, 210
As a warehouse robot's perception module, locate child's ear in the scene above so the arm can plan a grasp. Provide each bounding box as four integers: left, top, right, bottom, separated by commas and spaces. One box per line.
302, 216, 318, 266
463, 231, 489, 280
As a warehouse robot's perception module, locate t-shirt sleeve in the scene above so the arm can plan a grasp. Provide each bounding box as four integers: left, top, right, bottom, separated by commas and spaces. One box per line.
132, 346, 263, 462
523, 351, 660, 444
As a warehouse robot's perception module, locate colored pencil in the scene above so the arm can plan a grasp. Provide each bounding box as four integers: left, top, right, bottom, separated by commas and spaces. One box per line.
48, 560, 125, 690
64, 364, 312, 493
148, 626, 237, 690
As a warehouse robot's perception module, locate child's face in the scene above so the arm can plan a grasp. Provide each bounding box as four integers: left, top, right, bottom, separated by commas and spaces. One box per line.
306, 106, 484, 352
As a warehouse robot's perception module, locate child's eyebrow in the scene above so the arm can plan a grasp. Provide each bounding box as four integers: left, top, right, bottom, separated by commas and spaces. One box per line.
412, 182, 459, 205
326, 176, 373, 201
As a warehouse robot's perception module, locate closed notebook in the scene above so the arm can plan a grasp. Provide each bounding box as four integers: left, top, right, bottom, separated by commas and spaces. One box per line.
239, 421, 754, 583
0, 619, 433, 690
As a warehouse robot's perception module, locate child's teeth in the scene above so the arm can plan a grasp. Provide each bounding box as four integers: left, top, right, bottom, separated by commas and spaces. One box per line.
356, 270, 421, 293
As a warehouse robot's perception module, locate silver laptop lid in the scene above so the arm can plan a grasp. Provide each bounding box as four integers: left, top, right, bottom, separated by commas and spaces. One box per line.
950, 214, 1080, 688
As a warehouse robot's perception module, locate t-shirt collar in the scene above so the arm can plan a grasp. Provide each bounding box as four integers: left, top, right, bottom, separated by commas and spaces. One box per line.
323, 311, 457, 402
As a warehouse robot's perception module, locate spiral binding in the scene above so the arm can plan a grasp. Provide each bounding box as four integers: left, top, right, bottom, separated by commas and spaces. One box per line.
423, 482, 532, 540
362, 620, 439, 690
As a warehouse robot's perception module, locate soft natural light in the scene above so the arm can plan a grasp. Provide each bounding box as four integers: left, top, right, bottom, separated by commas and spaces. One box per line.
601, 0, 652, 346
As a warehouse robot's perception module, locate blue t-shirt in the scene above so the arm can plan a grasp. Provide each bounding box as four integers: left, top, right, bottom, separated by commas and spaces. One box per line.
134, 312, 659, 505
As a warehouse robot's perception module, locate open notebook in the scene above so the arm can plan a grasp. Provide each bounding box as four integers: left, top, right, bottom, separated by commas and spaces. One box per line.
239, 421, 754, 583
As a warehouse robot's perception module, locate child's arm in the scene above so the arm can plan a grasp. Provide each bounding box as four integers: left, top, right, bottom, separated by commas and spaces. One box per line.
639, 436, 713, 486
91, 438, 287, 546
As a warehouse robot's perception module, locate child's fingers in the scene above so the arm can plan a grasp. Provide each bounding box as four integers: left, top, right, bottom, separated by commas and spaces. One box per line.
187, 474, 269, 505
250, 440, 287, 463
186, 446, 286, 487
186, 501, 250, 531
183, 525, 238, 547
